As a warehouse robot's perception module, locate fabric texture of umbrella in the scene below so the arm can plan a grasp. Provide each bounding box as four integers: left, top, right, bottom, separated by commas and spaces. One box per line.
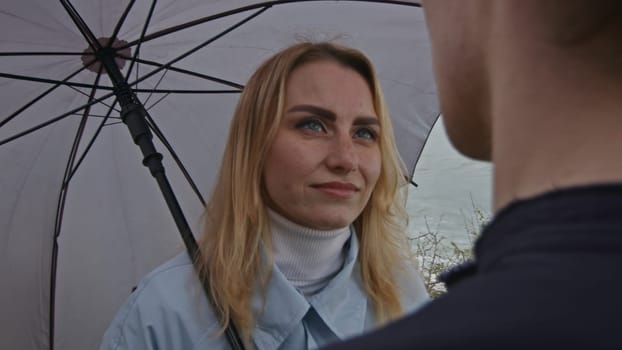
0, 0, 438, 349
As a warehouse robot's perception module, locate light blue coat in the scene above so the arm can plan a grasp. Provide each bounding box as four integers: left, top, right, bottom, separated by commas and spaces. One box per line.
100, 234, 428, 350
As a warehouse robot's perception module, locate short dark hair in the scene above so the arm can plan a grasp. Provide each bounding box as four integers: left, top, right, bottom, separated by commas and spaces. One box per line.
539, 0, 622, 46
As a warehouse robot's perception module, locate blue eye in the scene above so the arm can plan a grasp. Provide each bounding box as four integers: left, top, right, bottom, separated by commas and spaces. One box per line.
296, 118, 325, 132
354, 127, 377, 140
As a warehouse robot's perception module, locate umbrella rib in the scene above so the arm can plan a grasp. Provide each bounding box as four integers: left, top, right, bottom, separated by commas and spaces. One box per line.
50, 65, 106, 350
65, 98, 119, 188
0, 72, 115, 91
0, 9, 66, 35
137, 89, 241, 94
143, 68, 169, 106
121, 56, 244, 90
100, 7, 267, 102
145, 114, 206, 206
409, 112, 442, 180
121, 3, 277, 48
104, 120, 125, 127
119, 0, 420, 49
0, 73, 238, 94
110, 0, 137, 44
143, 92, 169, 111
71, 112, 122, 121
122, 0, 155, 88
66, 85, 121, 113
60, 69, 105, 194
0, 64, 90, 128
0, 51, 84, 56
60, 0, 100, 51
0, 92, 115, 146
134, 2, 243, 108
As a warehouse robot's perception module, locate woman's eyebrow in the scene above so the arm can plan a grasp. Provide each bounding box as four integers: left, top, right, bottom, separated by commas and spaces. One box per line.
354, 117, 380, 126
287, 104, 336, 121
287, 104, 379, 126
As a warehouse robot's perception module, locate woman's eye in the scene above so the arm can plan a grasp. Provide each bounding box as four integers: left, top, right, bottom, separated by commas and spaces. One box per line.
297, 118, 325, 133
354, 127, 377, 140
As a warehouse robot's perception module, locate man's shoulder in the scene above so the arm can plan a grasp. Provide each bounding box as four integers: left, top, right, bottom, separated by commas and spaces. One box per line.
326, 266, 622, 350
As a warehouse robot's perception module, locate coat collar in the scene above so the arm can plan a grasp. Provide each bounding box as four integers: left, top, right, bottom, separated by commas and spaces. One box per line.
251, 231, 369, 349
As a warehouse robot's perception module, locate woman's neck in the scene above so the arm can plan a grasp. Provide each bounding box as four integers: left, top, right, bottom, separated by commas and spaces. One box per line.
268, 209, 352, 296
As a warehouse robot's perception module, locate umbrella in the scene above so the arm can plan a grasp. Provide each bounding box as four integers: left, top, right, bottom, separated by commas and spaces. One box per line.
0, 0, 439, 349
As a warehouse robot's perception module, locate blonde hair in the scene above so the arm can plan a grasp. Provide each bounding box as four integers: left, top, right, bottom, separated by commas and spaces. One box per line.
196, 42, 412, 345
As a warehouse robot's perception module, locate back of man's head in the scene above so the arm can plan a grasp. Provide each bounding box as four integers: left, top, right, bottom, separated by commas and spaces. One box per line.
422, 0, 622, 209
503, 0, 622, 77
490, 0, 622, 208
534, 0, 622, 48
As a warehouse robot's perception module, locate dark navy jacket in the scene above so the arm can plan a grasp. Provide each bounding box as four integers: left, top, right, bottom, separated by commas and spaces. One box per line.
324, 184, 622, 350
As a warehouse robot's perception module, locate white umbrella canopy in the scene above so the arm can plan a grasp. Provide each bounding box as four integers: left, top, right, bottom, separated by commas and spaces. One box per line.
0, 0, 438, 349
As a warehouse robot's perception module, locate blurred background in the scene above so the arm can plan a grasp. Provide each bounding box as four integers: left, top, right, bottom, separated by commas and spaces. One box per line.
407, 118, 493, 296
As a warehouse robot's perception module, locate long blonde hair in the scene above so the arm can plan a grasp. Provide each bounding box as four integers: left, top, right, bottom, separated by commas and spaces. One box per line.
196, 42, 412, 345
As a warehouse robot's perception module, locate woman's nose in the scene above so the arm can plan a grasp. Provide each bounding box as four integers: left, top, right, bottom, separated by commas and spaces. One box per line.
325, 133, 357, 173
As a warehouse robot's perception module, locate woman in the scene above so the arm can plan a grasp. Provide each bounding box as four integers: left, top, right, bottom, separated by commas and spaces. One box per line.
100, 42, 428, 350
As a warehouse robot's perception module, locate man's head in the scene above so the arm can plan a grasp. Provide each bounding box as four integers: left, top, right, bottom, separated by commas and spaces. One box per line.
422, 0, 622, 161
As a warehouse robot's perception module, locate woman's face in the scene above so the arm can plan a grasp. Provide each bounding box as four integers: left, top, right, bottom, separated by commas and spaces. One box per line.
262, 60, 382, 230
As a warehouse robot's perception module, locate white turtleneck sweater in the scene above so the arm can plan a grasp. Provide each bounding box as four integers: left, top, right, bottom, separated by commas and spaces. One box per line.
268, 209, 352, 297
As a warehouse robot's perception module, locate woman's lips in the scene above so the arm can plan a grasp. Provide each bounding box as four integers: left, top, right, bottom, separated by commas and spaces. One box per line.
312, 182, 359, 198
